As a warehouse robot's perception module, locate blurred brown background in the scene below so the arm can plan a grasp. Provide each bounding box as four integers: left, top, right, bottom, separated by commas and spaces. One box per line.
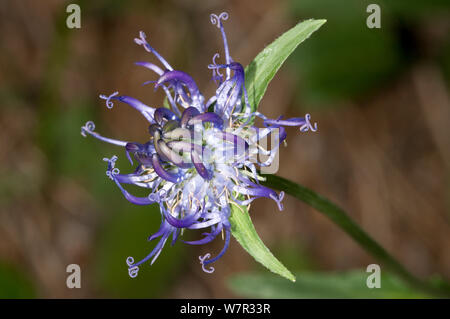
0, 0, 449, 298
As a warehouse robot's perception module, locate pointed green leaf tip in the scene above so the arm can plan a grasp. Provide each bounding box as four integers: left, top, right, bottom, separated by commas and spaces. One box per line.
230, 19, 325, 281
229, 205, 296, 282
244, 19, 326, 117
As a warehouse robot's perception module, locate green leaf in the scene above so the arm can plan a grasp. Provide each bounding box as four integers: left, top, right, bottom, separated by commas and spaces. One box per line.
261, 174, 450, 297
229, 204, 295, 282
289, 0, 402, 103
0, 262, 35, 298
244, 19, 326, 115
228, 19, 325, 283
228, 270, 429, 299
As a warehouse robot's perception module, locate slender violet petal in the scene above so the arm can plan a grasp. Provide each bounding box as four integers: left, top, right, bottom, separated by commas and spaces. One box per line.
180, 107, 200, 128
135, 61, 164, 76
183, 223, 223, 245
81, 121, 128, 147
156, 70, 200, 101
100, 93, 156, 122
151, 153, 184, 183
134, 31, 173, 71
191, 148, 212, 180
188, 113, 224, 130
200, 228, 231, 273
154, 107, 179, 125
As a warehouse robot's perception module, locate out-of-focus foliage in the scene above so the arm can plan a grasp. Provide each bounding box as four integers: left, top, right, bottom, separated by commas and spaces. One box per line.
228, 271, 429, 299
442, 40, 450, 81
0, 263, 35, 298
289, 0, 450, 104
386, 0, 450, 19
269, 241, 317, 273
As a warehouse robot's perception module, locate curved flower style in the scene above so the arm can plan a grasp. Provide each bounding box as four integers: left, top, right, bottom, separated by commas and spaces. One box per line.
81, 12, 317, 278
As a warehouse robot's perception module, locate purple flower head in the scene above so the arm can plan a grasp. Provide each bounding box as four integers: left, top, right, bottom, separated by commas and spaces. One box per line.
81, 12, 317, 278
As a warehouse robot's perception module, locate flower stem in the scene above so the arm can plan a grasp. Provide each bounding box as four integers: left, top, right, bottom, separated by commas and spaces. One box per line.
262, 174, 450, 298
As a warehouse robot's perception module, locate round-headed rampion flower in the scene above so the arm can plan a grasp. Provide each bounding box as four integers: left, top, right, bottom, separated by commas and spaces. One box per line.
81, 12, 317, 278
